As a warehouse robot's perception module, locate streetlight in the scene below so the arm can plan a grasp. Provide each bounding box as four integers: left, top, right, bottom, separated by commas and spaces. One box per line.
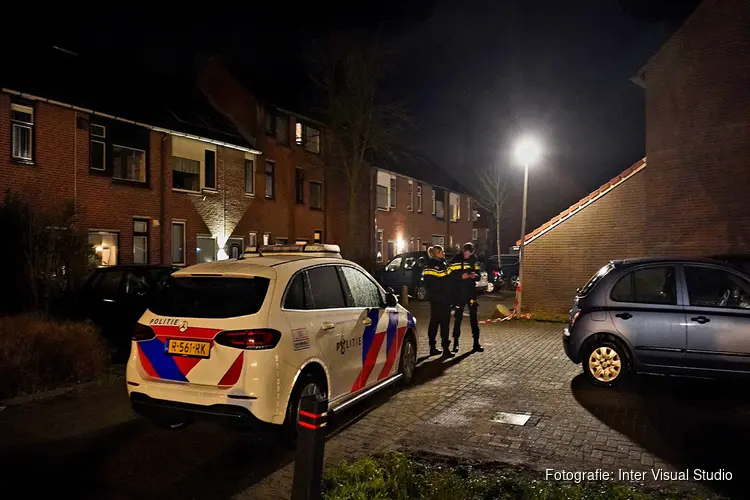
514, 137, 541, 318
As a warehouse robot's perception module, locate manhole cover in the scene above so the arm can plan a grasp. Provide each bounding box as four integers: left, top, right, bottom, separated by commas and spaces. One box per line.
491, 411, 531, 426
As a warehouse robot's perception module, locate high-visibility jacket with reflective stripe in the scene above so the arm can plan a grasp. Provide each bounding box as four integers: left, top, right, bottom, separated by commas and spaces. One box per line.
448, 253, 481, 304
423, 257, 450, 305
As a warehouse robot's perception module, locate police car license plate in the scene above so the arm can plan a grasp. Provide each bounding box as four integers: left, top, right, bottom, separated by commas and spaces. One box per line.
166, 339, 211, 358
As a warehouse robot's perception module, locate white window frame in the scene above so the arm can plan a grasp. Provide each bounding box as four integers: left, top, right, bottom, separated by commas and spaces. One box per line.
416, 237, 422, 251
204, 149, 217, 191
389, 176, 396, 209
248, 231, 258, 248
263, 232, 272, 245
171, 137, 217, 194
226, 236, 245, 260
90, 122, 106, 172
196, 234, 217, 264
407, 180, 414, 212
11, 103, 34, 162
376, 229, 384, 263
133, 218, 149, 264
112, 144, 147, 183
416, 183, 422, 213
472, 228, 478, 241
449, 192, 461, 222
265, 160, 275, 199
172, 221, 186, 265
89, 229, 120, 266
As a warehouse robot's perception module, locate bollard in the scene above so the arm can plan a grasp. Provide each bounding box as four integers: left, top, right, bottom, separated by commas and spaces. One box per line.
291, 395, 328, 500
401, 284, 409, 306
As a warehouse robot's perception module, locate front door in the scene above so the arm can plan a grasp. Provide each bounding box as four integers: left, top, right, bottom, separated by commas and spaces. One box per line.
608, 265, 687, 368
683, 265, 750, 374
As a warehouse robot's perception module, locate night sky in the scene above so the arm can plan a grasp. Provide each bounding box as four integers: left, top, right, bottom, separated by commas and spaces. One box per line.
9, 0, 699, 244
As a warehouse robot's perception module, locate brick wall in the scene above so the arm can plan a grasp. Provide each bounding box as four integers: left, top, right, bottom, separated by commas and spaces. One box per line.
520, 0, 750, 314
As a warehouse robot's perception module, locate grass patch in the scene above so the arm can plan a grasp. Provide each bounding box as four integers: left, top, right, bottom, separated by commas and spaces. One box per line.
323, 452, 712, 500
0, 314, 108, 399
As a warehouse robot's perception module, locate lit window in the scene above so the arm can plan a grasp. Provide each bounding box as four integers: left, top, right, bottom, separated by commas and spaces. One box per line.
11, 103, 34, 162
314, 230, 323, 244
295, 122, 321, 154
89, 231, 119, 266
112, 145, 146, 183
248, 232, 258, 247
449, 192, 461, 222
376, 230, 384, 262
263, 232, 272, 245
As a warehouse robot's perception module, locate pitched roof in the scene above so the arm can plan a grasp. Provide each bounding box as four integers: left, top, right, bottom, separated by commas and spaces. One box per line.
370, 150, 469, 194
516, 158, 647, 246
2, 46, 253, 151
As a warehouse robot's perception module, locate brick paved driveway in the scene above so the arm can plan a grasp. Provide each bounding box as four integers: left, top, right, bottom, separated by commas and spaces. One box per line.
247, 302, 749, 499
2, 297, 747, 499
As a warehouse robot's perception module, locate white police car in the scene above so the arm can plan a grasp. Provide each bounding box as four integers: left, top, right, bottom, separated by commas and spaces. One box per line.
126, 244, 417, 436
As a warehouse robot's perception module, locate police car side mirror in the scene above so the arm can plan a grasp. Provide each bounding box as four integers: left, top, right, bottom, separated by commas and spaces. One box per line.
385, 291, 398, 307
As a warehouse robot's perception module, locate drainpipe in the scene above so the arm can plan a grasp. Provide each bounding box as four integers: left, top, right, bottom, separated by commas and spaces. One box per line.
73, 113, 77, 208
160, 133, 167, 263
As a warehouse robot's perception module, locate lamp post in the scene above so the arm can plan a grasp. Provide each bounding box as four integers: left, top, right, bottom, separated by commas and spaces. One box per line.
514, 137, 541, 318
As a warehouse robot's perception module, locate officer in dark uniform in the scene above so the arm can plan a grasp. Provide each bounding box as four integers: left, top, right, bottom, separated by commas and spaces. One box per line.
423, 245, 454, 357
448, 242, 483, 353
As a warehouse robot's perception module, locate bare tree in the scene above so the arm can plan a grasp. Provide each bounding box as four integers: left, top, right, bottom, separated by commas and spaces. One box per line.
474, 166, 510, 267
309, 33, 408, 260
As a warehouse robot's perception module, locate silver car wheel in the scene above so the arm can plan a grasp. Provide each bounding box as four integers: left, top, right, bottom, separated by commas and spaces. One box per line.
588, 346, 622, 383
402, 339, 416, 381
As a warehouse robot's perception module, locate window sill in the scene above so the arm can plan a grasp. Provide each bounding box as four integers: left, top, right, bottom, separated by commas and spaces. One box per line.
202, 188, 219, 195
265, 196, 275, 200
113, 178, 150, 188
244, 192, 256, 199
11, 158, 34, 166
172, 188, 202, 195
377, 207, 390, 212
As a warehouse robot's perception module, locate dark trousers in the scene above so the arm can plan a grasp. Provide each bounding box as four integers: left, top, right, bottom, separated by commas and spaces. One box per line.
428, 303, 451, 349
453, 300, 480, 343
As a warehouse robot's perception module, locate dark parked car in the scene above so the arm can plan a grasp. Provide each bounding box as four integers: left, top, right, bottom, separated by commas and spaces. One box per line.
375, 251, 430, 300
485, 254, 520, 289
80, 265, 178, 359
564, 257, 750, 387
375, 251, 488, 301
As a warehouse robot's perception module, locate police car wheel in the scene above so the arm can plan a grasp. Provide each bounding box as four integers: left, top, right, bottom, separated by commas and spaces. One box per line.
283, 372, 327, 443
398, 334, 417, 386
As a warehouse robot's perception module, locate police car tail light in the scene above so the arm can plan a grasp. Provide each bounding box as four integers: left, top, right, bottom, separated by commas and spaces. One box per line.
215, 329, 281, 350
132, 324, 156, 342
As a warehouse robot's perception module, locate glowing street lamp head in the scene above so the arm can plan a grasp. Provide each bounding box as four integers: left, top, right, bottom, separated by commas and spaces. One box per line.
515, 137, 541, 166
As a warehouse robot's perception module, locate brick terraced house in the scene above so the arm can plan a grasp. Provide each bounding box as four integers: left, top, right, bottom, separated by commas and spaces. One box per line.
1, 48, 325, 267
517, 0, 750, 314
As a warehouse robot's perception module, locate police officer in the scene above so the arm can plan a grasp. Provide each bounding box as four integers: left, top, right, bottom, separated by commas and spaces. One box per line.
423, 245, 454, 358
448, 242, 483, 353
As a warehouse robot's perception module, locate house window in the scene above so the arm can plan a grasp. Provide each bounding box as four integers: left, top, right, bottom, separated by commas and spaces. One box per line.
248, 232, 258, 248
245, 159, 254, 195
472, 228, 478, 241
376, 230, 384, 263
112, 145, 146, 183
295, 122, 321, 154
276, 237, 288, 244
449, 192, 461, 222
431, 235, 445, 247
295, 167, 305, 204
90, 124, 106, 171
389, 176, 396, 209
204, 150, 216, 190
387, 241, 396, 260
407, 180, 414, 212
314, 230, 323, 244
416, 237, 421, 251
265, 161, 275, 199
263, 233, 272, 245
434, 189, 445, 220
89, 231, 119, 266
227, 237, 244, 259
310, 182, 323, 210
172, 222, 185, 265
431, 189, 436, 215
133, 219, 149, 264
265, 110, 274, 135
11, 103, 34, 162
376, 171, 391, 210
172, 157, 201, 192
409, 237, 415, 251
196, 235, 217, 264
416, 183, 422, 212
275, 113, 289, 145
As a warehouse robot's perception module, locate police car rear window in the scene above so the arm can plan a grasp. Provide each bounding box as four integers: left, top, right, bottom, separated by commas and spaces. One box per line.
150, 277, 270, 318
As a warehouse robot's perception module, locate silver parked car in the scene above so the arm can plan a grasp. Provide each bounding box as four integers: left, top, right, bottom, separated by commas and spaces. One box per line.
564, 257, 750, 386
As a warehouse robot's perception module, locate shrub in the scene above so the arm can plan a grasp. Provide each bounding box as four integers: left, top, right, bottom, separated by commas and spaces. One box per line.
0, 315, 108, 399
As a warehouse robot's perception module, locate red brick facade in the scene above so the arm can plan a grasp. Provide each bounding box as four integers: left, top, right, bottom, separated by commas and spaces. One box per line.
520, 0, 750, 314
374, 171, 473, 263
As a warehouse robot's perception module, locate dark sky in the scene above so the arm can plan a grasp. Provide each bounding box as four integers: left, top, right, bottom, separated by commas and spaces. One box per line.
9, 0, 698, 244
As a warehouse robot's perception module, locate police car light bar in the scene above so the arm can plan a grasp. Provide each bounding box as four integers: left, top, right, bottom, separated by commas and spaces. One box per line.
243, 243, 341, 258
